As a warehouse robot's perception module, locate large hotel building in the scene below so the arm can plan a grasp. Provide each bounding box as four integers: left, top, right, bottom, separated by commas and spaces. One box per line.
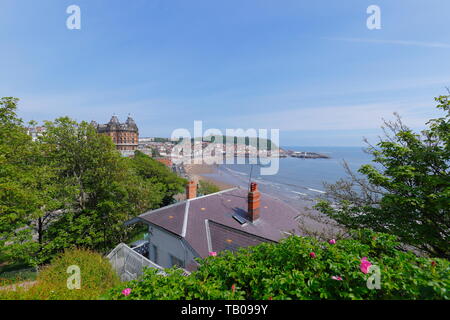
92, 115, 139, 152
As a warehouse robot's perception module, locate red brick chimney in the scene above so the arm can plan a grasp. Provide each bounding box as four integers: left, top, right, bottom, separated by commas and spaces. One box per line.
186, 180, 197, 200
248, 182, 260, 222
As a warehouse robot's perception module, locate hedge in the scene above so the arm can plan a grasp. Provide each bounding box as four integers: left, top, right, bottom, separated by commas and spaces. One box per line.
108, 229, 449, 300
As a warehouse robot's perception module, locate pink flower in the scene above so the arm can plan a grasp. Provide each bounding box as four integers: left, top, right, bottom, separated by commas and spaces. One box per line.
122, 288, 132, 296
360, 257, 372, 274
209, 251, 217, 256
329, 239, 336, 245
331, 276, 343, 281
231, 284, 236, 293
309, 252, 316, 258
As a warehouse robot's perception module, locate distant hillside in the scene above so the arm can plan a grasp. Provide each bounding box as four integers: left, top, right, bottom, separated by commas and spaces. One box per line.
201, 135, 279, 150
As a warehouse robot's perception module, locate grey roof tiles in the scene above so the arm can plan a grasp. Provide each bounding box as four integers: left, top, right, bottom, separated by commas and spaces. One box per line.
136, 187, 301, 258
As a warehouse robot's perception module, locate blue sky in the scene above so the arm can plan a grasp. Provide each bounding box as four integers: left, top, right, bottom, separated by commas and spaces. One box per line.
1, 0, 449, 146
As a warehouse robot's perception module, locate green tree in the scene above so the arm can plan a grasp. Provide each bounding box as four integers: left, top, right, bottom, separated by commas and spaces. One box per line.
36, 120, 186, 261
128, 150, 186, 205
1, 98, 187, 266
0, 97, 43, 264
36, 118, 140, 259
316, 95, 450, 259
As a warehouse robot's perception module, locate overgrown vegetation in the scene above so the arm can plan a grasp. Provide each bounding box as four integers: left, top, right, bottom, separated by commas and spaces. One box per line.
0, 249, 119, 300
108, 230, 449, 300
0, 97, 186, 268
198, 180, 220, 196
316, 95, 450, 259
0, 261, 37, 285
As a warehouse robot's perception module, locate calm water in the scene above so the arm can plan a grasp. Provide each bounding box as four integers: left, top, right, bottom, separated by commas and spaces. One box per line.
203, 146, 375, 203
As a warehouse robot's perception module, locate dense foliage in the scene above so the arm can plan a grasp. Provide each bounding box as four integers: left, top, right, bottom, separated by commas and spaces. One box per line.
0, 97, 186, 267
108, 230, 449, 300
0, 98, 45, 265
129, 151, 186, 206
0, 249, 119, 300
316, 95, 450, 259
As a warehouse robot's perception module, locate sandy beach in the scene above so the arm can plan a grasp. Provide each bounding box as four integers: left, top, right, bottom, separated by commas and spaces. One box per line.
183, 163, 235, 191
183, 161, 346, 239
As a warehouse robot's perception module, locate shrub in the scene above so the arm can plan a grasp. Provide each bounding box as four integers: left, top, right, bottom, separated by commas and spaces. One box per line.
0, 248, 119, 300
108, 230, 449, 300
198, 180, 220, 196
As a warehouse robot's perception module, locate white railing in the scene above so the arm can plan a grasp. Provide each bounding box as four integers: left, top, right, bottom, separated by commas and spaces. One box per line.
107, 243, 166, 281
107, 243, 191, 281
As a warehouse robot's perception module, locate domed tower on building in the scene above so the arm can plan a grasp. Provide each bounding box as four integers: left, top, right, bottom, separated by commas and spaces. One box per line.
92, 115, 139, 151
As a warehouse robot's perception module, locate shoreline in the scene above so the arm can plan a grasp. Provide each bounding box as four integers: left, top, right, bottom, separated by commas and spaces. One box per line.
183, 163, 235, 191
183, 162, 345, 238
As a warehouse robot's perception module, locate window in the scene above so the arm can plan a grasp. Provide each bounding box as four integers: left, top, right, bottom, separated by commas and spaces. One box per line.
170, 255, 185, 268
232, 214, 247, 225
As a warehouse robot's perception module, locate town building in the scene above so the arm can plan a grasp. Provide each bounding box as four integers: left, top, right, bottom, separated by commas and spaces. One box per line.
125, 182, 301, 271
26, 126, 46, 141
92, 115, 139, 152
155, 158, 173, 167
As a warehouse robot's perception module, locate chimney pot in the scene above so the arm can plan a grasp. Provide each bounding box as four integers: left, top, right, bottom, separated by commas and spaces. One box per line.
248, 182, 260, 222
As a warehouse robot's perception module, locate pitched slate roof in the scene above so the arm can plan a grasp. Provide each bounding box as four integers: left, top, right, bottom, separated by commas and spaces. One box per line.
207, 220, 274, 253
133, 187, 301, 259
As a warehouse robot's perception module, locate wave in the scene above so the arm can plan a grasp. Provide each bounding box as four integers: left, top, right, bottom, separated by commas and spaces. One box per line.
291, 191, 308, 196
224, 167, 249, 176
220, 165, 328, 197
307, 188, 326, 194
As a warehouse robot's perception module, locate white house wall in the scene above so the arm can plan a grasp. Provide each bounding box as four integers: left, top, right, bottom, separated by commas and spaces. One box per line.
147, 224, 197, 269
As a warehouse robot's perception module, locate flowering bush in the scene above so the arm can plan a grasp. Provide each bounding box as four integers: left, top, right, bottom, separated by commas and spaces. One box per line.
108, 230, 449, 300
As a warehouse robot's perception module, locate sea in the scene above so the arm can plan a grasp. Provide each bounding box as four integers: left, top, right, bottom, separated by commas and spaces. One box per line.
202, 146, 374, 206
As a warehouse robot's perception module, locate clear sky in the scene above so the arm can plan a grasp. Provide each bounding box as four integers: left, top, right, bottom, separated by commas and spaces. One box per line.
1, 0, 449, 146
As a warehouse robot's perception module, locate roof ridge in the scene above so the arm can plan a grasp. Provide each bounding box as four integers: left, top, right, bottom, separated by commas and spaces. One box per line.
189, 187, 239, 201
204, 219, 212, 252
138, 200, 187, 218
181, 200, 190, 237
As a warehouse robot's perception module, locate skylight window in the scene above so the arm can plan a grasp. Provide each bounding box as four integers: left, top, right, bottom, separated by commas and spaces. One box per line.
232, 214, 247, 225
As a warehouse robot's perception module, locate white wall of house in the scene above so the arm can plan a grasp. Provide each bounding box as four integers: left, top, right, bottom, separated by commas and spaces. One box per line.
146, 224, 197, 269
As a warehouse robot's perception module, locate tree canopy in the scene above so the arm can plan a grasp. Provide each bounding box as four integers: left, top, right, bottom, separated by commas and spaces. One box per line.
316, 95, 450, 259
0, 97, 186, 266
